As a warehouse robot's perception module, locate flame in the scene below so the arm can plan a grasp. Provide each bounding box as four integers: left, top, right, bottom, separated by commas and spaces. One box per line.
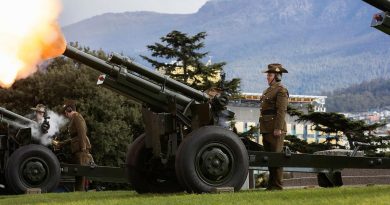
0, 0, 66, 88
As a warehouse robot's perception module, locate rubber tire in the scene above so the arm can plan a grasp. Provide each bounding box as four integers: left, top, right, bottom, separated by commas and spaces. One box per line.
126, 134, 184, 194
317, 172, 343, 188
175, 126, 249, 193
333, 172, 343, 186
0, 176, 10, 195
5, 144, 61, 194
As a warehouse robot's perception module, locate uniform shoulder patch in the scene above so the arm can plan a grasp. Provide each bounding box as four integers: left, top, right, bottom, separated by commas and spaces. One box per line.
73, 113, 83, 121
278, 84, 286, 89
278, 85, 287, 91
277, 85, 289, 97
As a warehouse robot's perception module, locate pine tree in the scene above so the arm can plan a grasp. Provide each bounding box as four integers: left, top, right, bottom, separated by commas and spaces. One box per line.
287, 106, 388, 155
141, 30, 240, 96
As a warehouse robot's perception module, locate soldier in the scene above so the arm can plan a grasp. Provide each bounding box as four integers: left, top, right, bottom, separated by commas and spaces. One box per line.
259, 63, 289, 190
62, 99, 93, 191
30, 104, 46, 123
30, 104, 50, 134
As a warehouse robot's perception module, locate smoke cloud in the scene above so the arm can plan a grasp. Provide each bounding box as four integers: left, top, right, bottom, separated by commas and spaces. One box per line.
30, 110, 68, 145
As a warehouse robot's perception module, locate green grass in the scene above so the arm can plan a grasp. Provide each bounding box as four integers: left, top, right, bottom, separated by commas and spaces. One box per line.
1, 185, 390, 205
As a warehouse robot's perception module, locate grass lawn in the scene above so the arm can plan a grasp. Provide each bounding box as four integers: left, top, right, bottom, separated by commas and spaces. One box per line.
0, 185, 389, 205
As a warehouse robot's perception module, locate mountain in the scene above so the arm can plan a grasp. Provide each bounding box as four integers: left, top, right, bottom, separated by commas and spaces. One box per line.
325, 78, 390, 112
63, 0, 390, 94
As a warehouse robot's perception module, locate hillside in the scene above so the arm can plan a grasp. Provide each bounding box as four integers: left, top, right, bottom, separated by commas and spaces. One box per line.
62, 0, 390, 94
325, 78, 390, 112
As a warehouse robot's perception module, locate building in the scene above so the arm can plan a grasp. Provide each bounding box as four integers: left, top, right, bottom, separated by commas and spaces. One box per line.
228, 93, 329, 144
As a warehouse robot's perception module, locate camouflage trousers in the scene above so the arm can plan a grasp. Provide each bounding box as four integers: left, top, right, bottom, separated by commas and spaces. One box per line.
72, 151, 94, 191
262, 133, 285, 190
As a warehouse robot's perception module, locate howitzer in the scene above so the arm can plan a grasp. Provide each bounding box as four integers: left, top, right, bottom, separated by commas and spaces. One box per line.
0, 107, 60, 194
363, 0, 390, 35
62, 45, 247, 194
61, 45, 390, 194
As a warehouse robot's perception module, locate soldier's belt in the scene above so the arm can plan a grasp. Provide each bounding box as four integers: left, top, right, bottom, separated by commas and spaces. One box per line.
261, 109, 276, 115
71, 137, 79, 142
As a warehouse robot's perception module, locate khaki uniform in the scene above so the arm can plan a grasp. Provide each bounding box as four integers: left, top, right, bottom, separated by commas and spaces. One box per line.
68, 112, 93, 191
259, 81, 289, 190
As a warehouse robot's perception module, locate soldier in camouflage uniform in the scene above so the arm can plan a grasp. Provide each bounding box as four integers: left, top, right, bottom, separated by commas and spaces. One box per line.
62, 100, 93, 191
259, 63, 289, 190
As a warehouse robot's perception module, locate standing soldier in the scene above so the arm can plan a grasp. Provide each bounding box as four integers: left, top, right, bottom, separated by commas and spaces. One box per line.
259, 63, 289, 190
62, 99, 93, 191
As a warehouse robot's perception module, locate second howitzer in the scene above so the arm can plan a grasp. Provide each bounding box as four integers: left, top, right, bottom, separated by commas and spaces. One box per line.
62, 45, 249, 193
0, 107, 60, 194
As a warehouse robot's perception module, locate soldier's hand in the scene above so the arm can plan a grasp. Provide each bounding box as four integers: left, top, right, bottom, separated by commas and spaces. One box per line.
51, 140, 62, 150
274, 129, 282, 137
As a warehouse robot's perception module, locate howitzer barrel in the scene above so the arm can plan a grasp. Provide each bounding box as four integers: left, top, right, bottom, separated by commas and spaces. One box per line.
100, 76, 178, 112
118, 69, 194, 107
0, 116, 30, 129
109, 53, 209, 102
0, 107, 36, 125
63, 46, 120, 78
63, 45, 194, 109
363, 0, 390, 11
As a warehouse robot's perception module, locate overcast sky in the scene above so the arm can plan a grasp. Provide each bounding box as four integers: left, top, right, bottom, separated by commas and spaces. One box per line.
59, 0, 209, 26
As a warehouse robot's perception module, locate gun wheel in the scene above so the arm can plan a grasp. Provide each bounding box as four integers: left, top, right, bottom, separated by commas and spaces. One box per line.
175, 126, 249, 193
317, 171, 343, 188
126, 134, 184, 193
5, 144, 61, 194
